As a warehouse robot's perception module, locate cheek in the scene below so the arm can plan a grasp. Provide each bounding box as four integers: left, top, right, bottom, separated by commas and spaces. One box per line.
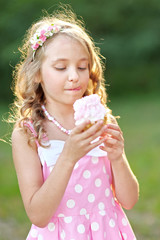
80, 69, 89, 79
84, 72, 90, 85
41, 68, 57, 86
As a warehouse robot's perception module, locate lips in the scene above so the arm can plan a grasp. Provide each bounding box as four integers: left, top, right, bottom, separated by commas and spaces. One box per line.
65, 86, 81, 91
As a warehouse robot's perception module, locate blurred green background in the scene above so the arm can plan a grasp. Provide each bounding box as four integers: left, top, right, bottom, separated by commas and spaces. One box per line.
0, 0, 160, 239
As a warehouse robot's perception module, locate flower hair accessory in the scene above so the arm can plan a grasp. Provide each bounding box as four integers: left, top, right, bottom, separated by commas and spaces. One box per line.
30, 24, 61, 57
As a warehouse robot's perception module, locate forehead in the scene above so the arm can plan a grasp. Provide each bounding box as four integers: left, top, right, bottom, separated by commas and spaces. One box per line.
44, 34, 89, 60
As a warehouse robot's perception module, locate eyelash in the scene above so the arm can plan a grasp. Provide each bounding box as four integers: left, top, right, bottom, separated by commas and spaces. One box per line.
79, 67, 87, 70
55, 67, 87, 71
55, 67, 66, 70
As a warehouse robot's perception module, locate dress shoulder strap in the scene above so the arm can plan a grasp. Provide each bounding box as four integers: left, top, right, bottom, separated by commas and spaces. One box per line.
23, 120, 40, 147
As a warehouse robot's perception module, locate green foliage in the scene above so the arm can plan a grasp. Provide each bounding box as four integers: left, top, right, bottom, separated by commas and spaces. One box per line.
0, 0, 160, 101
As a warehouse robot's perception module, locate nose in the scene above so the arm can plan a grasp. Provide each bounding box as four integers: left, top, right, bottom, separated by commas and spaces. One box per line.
68, 67, 79, 82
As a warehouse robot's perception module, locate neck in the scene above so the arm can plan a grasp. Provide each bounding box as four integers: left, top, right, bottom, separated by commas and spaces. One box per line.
45, 101, 75, 128
46, 103, 74, 117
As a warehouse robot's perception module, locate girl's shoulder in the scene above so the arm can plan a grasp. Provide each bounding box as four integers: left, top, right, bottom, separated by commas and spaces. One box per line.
12, 123, 26, 142
12, 127, 30, 159
12, 126, 28, 147
12, 120, 37, 149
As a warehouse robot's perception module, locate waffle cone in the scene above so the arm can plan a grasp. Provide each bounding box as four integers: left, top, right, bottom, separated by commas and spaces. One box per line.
83, 115, 108, 131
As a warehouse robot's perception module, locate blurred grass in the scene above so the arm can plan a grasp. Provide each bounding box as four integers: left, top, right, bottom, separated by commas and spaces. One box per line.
109, 92, 160, 239
0, 92, 160, 239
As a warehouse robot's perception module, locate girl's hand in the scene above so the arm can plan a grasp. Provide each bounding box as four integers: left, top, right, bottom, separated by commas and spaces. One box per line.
62, 120, 107, 165
100, 122, 124, 163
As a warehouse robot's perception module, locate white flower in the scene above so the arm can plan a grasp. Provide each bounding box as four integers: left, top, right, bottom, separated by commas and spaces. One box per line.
30, 24, 61, 54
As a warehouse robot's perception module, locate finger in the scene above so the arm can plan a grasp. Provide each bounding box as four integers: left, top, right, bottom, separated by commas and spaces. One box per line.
104, 136, 124, 149
104, 128, 123, 140
88, 135, 107, 151
106, 123, 123, 135
99, 145, 113, 153
86, 125, 107, 144
80, 124, 108, 151
105, 138, 118, 146
72, 120, 91, 134
82, 120, 105, 138
107, 123, 119, 130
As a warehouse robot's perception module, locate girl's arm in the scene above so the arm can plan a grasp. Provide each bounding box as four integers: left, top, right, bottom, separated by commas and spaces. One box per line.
100, 121, 139, 209
111, 151, 139, 209
12, 120, 106, 228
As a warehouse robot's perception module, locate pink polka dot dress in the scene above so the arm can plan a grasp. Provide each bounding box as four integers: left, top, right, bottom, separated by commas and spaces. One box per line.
26, 138, 137, 240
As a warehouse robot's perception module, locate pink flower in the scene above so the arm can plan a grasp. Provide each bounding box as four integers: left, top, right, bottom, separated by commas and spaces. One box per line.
39, 33, 47, 42
40, 29, 46, 35
32, 43, 39, 50
47, 25, 53, 31
30, 24, 61, 56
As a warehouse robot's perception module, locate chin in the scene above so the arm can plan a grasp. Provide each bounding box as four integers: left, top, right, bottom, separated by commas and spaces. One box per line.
65, 92, 84, 103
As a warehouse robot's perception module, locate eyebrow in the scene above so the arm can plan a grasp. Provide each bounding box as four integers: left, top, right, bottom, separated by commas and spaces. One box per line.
51, 58, 89, 63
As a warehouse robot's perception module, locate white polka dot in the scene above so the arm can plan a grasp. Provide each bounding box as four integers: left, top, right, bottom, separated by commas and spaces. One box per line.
30, 229, 38, 238
99, 210, 106, 216
91, 222, 99, 231
122, 233, 127, 240
74, 162, 79, 169
103, 165, 106, 173
75, 184, 83, 193
38, 235, 44, 240
92, 156, 99, 164
77, 224, 85, 234
83, 170, 91, 179
88, 194, 95, 203
85, 214, 89, 219
58, 213, 65, 217
48, 222, 55, 232
95, 178, 102, 187
80, 208, 87, 215
107, 174, 110, 179
60, 230, 66, 239
66, 199, 75, 208
105, 188, 110, 197
64, 216, 72, 223
114, 212, 118, 219
112, 197, 116, 206
122, 218, 128, 226
109, 219, 115, 228
104, 231, 107, 238
98, 202, 105, 210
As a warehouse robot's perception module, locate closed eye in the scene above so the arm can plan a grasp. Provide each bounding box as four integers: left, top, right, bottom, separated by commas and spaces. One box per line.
78, 67, 87, 70
55, 67, 66, 70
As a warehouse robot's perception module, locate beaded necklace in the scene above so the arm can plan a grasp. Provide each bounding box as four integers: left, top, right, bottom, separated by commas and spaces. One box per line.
42, 105, 72, 135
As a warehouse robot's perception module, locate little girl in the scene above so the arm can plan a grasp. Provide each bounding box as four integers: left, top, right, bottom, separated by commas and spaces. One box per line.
12, 7, 139, 240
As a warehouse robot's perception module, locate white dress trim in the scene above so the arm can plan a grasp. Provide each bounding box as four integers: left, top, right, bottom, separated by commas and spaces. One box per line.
38, 140, 107, 167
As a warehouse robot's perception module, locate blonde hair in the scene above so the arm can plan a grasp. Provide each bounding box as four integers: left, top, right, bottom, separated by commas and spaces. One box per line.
12, 7, 112, 146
